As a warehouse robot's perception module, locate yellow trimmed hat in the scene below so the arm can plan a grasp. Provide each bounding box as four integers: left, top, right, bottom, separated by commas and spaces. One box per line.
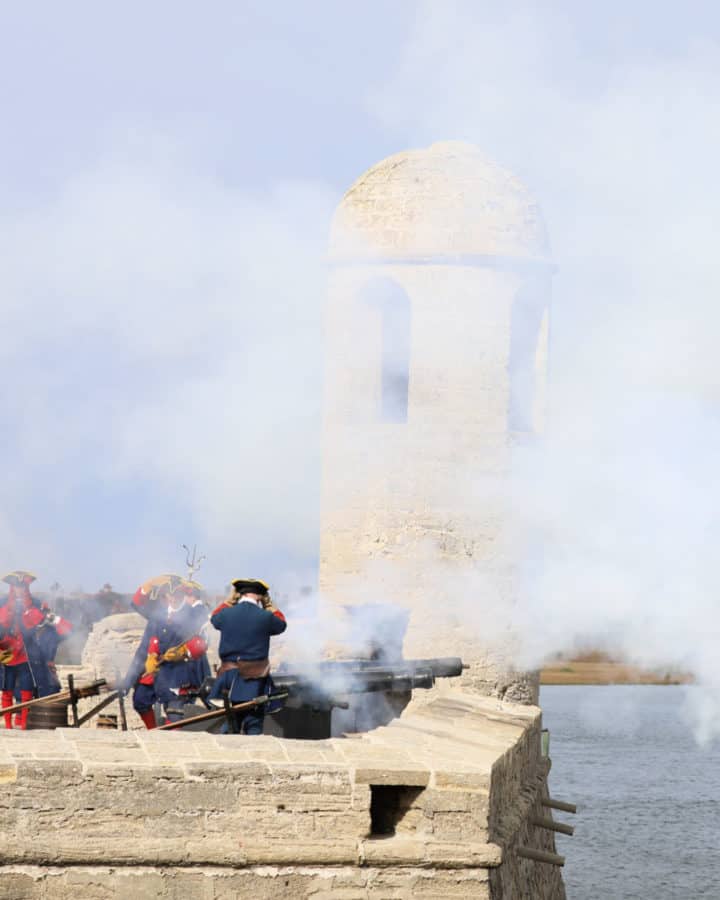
2, 570, 37, 587
231, 578, 269, 596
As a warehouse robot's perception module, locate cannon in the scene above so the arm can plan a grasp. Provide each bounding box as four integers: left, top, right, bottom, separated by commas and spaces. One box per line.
169, 656, 465, 738
265, 656, 465, 739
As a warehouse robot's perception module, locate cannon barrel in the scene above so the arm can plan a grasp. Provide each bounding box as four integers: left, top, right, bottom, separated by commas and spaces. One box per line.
275, 656, 463, 682
197, 657, 464, 716
406, 656, 464, 678
271, 656, 464, 700
272, 667, 435, 697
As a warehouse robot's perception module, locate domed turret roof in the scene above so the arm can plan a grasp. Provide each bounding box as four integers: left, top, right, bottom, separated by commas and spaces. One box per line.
329, 141, 549, 263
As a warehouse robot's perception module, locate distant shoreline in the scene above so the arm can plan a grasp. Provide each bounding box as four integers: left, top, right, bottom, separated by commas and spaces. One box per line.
540, 657, 694, 686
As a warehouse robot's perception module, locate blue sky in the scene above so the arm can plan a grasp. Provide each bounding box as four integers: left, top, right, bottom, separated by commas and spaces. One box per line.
1, 2, 719, 596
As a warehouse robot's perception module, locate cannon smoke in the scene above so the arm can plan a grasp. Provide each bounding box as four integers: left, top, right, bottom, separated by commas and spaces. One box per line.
1, 3, 719, 741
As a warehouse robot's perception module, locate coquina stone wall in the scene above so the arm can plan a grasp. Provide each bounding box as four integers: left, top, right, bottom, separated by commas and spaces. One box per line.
0, 689, 565, 899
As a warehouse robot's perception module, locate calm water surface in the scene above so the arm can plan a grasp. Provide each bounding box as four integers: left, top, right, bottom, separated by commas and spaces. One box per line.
540, 685, 719, 900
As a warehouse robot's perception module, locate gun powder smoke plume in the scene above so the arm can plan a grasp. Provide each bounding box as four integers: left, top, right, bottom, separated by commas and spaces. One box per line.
0, 2, 719, 742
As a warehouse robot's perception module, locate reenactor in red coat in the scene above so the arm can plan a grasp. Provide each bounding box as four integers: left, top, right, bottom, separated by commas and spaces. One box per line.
124, 574, 210, 729
0, 571, 45, 729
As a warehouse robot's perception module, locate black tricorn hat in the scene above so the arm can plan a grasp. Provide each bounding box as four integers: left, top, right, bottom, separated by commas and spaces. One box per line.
231, 578, 269, 597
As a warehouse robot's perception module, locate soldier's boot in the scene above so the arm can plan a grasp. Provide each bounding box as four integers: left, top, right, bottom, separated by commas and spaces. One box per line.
139, 709, 157, 730
18, 691, 33, 730
1, 691, 13, 729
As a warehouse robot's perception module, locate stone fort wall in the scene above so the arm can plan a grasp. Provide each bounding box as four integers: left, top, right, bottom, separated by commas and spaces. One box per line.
0, 689, 565, 899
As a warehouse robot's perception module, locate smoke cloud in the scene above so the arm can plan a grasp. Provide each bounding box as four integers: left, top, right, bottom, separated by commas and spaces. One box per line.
2, 4, 720, 739
367, 1, 720, 742
0, 146, 333, 588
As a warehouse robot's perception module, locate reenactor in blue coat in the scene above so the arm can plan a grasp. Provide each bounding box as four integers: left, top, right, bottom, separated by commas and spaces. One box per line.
210, 578, 287, 735
26, 601, 73, 698
124, 575, 211, 729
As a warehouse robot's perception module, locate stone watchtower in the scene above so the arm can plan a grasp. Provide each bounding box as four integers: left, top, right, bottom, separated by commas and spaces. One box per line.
319, 142, 553, 702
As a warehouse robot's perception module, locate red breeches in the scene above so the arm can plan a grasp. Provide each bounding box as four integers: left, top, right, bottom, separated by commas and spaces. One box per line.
139, 709, 157, 730
17, 690, 33, 730
1, 691, 12, 729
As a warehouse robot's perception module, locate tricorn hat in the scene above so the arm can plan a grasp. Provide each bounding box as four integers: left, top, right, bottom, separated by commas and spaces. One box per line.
231, 578, 269, 597
176, 579, 203, 597
143, 573, 184, 600
2, 570, 37, 587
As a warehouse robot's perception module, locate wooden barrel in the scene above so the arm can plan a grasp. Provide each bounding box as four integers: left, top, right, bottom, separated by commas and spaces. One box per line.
26, 701, 69, 730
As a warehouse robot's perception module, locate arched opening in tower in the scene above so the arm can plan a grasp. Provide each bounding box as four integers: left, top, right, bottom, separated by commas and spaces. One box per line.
509, 275, 551, 434
359, 279, 411, 424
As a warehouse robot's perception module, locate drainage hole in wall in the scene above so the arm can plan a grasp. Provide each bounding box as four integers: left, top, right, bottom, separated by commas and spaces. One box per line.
369, 785, 424, 837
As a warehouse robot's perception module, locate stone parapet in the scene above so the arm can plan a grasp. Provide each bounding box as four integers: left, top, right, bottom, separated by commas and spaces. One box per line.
0, 691, 565, 898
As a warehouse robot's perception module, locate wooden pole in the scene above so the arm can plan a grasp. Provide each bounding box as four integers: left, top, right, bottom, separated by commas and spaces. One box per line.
155, 691, 288, 732
0, 679, 107, 718
541, 797, 577, 814
1, 691, 72, 717
117, 687, 128, 732
531, 815, 575, 836
223, 692, 238, 734
517, 846, 565, 866
67, 674, 79, 728
75, 692, 119, 728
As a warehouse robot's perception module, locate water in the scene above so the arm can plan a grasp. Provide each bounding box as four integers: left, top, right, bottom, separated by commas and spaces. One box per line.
540, 685, 720, 900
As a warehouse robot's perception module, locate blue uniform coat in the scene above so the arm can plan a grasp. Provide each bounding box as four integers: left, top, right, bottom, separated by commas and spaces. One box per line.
125, 600, 211, 702
210, 601, 287, 662
208, 601, 287, 728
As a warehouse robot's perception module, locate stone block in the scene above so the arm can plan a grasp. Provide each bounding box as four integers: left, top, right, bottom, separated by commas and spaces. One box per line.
204, 809, 304, 836
60, 869, 167, 900
354, 767, 430, 787
360, 836, 426, 865
240, 839, 358, 865
0, 764, 17, 784
161, 871, 216, 900
184, 760, 271, 780
308, 891, 369, 900
312, 811, 366, 838
142, 747, 202, 763
72, 746, 149, 764
350, 783, 371, 811
166, 782, 241, 811
186, 751, 251, 763
428, 810, 488, 842
420, 789, 472, 813
103, 871, 168, 900
211, 871, 316, 900
33, 750, 78, 759
15, 760, 83, 784
121, 765, 186, 782
211, 734, 283, 751
408, 870, 491, 898
433, 770, 490, 790
423, 840, 502, 868
0, 872, 39, 900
